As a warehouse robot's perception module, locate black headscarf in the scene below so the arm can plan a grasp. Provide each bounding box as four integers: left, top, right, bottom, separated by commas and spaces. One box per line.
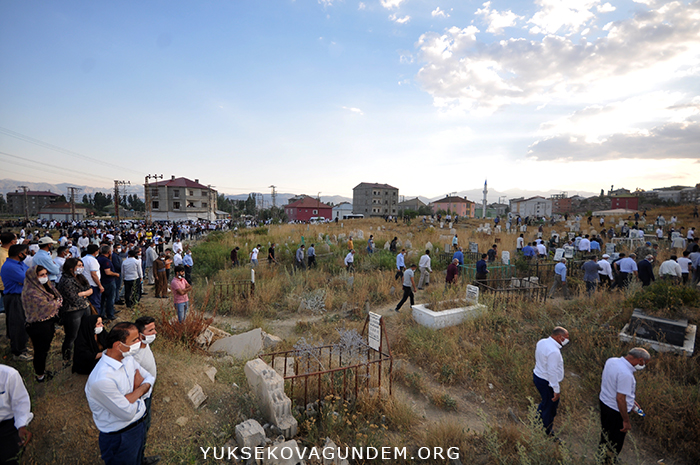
72, 314, 108, 375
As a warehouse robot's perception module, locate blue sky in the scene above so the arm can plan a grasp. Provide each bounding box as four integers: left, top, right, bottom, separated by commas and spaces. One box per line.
1, 0, 699, 200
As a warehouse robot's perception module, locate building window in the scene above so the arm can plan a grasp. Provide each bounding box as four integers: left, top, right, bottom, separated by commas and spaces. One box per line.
189, 190, 194, 196
152, 201, 159, 209
313, 209, 318, 214
173, 202, 181, 210
187, 202, 195, 208
173, 189, 180, 198
202, 202, 207, 207
150, 188, 159, 198
202, 191, 207, 197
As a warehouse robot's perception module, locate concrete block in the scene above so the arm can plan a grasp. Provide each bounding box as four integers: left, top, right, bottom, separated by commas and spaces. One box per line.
245, 359, 298, 438
263, 332, 283, 350
187, 384, 207, 409
196, 328, 214, 348
209, 328, 263, 360
619, 323, 696, 356
261, 439, 306, 465
205, 366, 217, 383
235, 419, 266, 449
411, 302, 487, 329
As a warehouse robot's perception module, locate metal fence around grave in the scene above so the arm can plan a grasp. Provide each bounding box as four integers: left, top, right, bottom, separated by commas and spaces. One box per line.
213, 280, 254, 299
438, 251, 480, 265
259, 315, 393, 407
459, 263, 516, 282
516, 260, 586, 284
478, 278, 548, 304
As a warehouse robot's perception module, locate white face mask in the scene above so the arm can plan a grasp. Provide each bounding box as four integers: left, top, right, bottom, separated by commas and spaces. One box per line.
38, 276, 49, 285
561, 338, 569, 347
76, 267, 84, 274
120, 341, 141, 357
94, 326, 104, 335
142, 334, 156, 344
634, 364, 645, 371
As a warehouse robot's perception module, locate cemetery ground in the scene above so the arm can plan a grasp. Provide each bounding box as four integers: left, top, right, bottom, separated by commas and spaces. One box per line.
1, 209, 699, 464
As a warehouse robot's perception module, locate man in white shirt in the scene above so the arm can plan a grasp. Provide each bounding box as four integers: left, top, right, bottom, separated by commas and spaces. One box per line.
172, 238, 183, 255
516, 234, 524, 251
533, 327, 569, 436
77, 233, 90, 254
85, 322, 156, 465
578, 235, 591, 253
82, 244, 103, 315
599, 348, 650, 462
615, 253, 638, 288
678, 251, 692, 284
598, 254, 614, 287
417, 250, 432, 289
344, 249, 355, 272
395, 264, 417, 312
134, 317, 159, 465
688, 227, 695, 240
658, 255, 683, 282
0, 364, 33, 464
172, 250, 183, 268
536, 242, 547, 258
250, 245, 260, 267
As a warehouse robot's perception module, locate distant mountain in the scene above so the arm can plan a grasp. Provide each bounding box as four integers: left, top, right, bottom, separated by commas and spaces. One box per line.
0, 179, 142, 198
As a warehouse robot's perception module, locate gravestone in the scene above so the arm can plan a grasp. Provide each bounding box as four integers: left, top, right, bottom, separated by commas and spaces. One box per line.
469, 242, 479, 253
425, 241, 433, 252
495, 225, 501, 233
466, 285, 479, 304
357, 230, 364, 239
318, 233, 324, 241
448, 222, 453, 229
564, 246, 574, 259
384, 241, 390, 250
501, 251, 510, 265
553, 248, 564, 261
396, 239, 402, 247
450, 228, 456, 235
627, 309, 688, 347
606, 242, 615, 254
520, 226, 527, 232
405, 239, 412, 249
444, 243, 451, 253
537, 232, 542, 238
568, 232, 575, 240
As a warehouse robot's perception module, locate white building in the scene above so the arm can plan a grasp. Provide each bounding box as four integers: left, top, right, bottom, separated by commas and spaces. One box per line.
146, 176, 217, 222
509, 196, 552, 218
332, 202, 353, 220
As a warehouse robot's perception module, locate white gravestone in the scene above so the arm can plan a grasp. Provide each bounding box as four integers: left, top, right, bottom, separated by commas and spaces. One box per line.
469, 242, 479, 253
564, 246, 574, 259
368, 312, 381, 351
553, 248, 564, 261
501, 251, 510, 265
466, 285, 479, 304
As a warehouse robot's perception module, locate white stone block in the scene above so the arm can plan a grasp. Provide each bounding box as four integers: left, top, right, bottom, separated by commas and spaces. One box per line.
411, 303, 487, 329
209, 328, 263, 360
235, 419, 266, 449
245, 359, 299, 438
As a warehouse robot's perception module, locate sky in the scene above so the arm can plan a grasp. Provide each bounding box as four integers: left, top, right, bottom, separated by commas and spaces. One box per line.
1, 0, 699, 201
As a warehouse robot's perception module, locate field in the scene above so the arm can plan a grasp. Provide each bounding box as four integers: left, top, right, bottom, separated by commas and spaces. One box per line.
2, 205, 699, 464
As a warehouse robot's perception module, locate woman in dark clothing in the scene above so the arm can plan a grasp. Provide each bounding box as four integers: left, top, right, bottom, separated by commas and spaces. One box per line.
22, 265, 63, 382
72, 314, 107, 375
57, 258, 93, 362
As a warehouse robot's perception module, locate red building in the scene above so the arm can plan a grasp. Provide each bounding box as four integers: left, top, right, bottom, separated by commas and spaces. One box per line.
610, 195, 639, 210
284, 196, 332, 222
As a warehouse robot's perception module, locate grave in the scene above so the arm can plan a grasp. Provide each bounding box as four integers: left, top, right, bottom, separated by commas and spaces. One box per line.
563, 246, 574, 259
501, 251, 510, 265
411, 284, 487, 329
605, 242, 615, 254
619, 309, 696, 356
425, 241, 433, 252
553, 248, 564, 261
444, 243, 451, 253
405, 239, 412, 249
469, 242, 479, 254
384, 241, 390, 250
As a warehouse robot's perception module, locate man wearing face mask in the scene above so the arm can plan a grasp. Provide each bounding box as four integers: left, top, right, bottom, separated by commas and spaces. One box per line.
133, 316, 159, 465
533, 326, 569, 437
32, 237, 60, 283
85, 322, 157, 465
0, 244, 32, 361
599, 347, 651, 463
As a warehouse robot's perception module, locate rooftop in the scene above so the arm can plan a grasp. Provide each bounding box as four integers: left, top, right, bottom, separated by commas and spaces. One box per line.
354, 182, 398, 190
149, 177, 211, 190
286, 195, 331, 209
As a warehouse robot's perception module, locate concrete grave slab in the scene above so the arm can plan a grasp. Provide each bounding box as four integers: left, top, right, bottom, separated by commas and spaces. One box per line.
411, 302, 487, 329
209, 328, 263, 360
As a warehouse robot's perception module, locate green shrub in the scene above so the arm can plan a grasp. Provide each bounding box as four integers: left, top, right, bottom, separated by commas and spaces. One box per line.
626, 280, 700, 319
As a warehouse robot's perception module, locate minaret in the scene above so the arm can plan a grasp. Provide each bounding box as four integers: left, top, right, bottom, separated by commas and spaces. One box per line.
482, 179, 488, 219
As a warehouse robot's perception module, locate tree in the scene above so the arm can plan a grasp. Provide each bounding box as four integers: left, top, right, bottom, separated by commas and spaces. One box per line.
0, 193, 6, 213
55, 195, 67, 203
245, 194, 257, 216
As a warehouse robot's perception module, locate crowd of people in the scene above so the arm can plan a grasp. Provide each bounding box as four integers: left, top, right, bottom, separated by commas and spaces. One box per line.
0, 220, 200, 464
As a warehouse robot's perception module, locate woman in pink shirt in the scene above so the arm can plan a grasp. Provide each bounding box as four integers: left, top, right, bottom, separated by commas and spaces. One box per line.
170, 265, 192, 322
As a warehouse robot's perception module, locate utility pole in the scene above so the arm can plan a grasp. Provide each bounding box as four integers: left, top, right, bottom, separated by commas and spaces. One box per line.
482, 179, 488, 219
114, 180, 130, 224
269, 185, 277, 208
208, 185, 215, 222
18, 186, 28, 221
144, 174, 163, 224
67, 186, 81, 222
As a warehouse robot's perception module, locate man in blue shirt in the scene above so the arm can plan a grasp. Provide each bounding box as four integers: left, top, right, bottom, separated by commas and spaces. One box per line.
32, 237, 60, 283
395, 249, 406, 281
0, 244, 32, 360
452, 247, 464, 266
182, 250, 193, 284
475, 254, 489, 285
523, 242, 536, 260
549, 258, 571, 300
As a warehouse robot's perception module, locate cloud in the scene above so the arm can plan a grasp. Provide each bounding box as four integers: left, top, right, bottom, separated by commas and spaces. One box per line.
597, 2, 615, 13
527, 0, 599, 35
475, 1, 521, 34
318, 0, 334, 7
390, 13, 411, 24
342, 106, 364, 115
432, 7, 449, 18
416, 1, 700, 113
358, 2, 366, 10
528, 120, 700, 161
381, 0, 405, 9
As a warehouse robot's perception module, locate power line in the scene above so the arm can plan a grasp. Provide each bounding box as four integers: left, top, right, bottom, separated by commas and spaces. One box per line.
0, 150, 115, 182
0, 126, 142, 175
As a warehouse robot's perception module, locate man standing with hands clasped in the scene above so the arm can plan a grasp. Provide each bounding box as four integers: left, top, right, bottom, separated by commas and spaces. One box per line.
599, 347, 651, 463
533, 327, 569, 437
85, 322, 158, 465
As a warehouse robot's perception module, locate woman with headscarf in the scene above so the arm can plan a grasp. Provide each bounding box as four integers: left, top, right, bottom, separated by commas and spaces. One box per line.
22, 265, 63, 382
72, 314, 107, 375
57, 257, 93, 364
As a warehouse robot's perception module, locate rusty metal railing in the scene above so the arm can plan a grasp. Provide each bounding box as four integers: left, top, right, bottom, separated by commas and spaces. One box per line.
260, 314, 392, 407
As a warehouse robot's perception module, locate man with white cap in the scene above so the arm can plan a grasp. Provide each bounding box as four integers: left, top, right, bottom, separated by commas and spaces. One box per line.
32, 237, 60, 283
598, 254, 614, 288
